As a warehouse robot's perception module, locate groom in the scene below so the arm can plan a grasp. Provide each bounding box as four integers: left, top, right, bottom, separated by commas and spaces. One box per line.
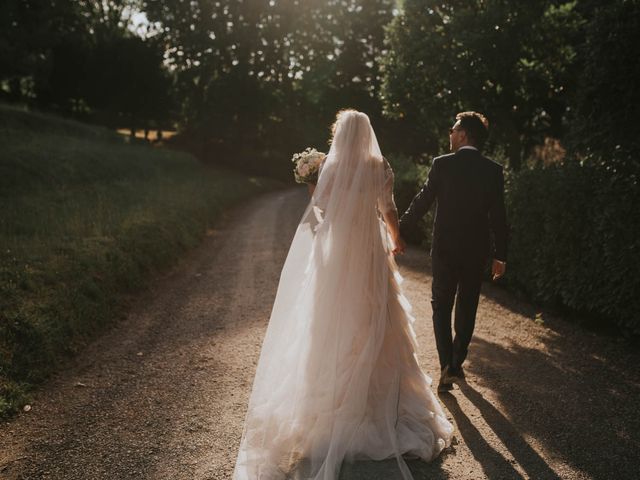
398, 111, 508, 393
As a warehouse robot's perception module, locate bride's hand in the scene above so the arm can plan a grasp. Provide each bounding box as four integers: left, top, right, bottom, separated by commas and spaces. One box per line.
392, 235, 406, 255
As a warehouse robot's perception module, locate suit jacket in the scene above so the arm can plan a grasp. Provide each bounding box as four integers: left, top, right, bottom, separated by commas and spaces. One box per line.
399, 148, 508, 262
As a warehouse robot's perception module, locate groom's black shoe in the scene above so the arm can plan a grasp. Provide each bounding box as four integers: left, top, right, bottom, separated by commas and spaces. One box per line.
437, 366, 454, 393
447, 365, 466, 384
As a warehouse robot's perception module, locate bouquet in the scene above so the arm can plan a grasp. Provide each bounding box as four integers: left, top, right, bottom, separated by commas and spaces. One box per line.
292, 147, 326, 184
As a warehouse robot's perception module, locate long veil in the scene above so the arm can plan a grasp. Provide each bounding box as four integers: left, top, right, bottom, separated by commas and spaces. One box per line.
233, 111, 452, 480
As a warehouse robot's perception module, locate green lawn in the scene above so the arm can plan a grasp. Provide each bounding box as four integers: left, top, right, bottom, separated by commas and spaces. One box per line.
0, 105, 281, 418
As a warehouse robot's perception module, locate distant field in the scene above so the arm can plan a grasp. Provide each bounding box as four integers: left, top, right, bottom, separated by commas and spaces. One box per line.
116, 128, 178, 142
0, 104, 281, 418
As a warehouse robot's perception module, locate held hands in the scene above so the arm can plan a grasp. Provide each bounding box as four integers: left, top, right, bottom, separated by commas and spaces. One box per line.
492, 259, 506, 281
392, 235, 406, 255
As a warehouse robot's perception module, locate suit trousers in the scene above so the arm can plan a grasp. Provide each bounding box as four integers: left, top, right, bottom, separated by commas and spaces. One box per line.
430, 249, 486, 372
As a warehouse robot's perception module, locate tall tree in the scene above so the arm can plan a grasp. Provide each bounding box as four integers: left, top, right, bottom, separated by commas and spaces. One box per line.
380, 0, 582, 168
142, 0, 394, 167
570, 0, 640, 158
0, 0, 83, 100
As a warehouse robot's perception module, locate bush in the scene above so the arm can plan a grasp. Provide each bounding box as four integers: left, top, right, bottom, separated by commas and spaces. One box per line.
506, 152, 640, 334
385, 153, 434, 248
390, 147, 640, 335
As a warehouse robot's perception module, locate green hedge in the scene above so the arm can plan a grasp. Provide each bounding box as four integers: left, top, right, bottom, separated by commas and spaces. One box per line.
506, 155, 640, 334
390, 149, 639, 334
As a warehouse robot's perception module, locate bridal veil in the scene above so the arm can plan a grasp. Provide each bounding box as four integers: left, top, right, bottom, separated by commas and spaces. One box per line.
233, 110, 453, 479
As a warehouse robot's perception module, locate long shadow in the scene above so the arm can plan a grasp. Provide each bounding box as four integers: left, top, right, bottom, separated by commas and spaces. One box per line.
455, 383, 560, 479
397, 245, 640, 478
439, 392, 524, 480
479, 277, 639, 346
467, 336, 640, 480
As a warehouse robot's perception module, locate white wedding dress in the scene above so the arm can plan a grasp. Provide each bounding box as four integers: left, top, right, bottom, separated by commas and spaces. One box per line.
233, 111, 453, 480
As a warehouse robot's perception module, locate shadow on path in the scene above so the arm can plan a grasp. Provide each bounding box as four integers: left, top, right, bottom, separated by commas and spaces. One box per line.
468, 336, 640, 479
439, 392, 525, 480
397, 245, 640, 479
461, 382, 560, 479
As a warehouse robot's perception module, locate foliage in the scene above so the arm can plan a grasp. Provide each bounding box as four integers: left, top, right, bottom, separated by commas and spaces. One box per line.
569, 0, 640, 156
497, 0, 640, 332
142, 0, 396, 173
380, 0, 583, 168
401, 149, 640, 334
384, 0, 640, 332
41, 34, 174, 130
505, 153, 640, 334
0, 1, 174, 130
2, 0, 640, 343
385, 152, 427, 213
0, 0, 82, 91
0, 105, 279, 418
385, 153, 433, 248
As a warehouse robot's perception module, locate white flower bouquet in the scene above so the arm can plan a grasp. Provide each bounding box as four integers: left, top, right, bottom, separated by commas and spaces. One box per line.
292, 147, 326, 184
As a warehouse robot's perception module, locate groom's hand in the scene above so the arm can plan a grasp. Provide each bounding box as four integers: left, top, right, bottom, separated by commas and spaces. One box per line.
492, 259, 506, 280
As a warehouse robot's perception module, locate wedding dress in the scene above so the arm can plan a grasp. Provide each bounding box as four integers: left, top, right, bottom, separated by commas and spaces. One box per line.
233, 111, 453, 480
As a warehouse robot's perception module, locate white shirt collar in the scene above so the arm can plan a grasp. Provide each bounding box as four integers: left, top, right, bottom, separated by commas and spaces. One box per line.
457, 145, 478, 151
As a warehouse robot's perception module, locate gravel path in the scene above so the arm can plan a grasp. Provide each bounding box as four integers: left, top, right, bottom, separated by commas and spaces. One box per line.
1, 187, 639, 480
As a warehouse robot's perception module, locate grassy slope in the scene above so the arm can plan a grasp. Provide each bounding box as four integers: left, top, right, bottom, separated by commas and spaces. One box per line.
0, 105, 281, 418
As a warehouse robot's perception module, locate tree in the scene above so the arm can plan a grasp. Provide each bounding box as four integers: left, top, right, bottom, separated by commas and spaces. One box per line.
0, 0, 83, 100
0, 0, 175, 132
79, 35, 174, 131
142, 0, 395, 169
569, 0, 640, 158
380, 0, 582, 169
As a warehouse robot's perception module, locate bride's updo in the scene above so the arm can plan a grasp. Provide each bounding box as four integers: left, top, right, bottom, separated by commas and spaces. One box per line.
329, 109, 374, 158
330, 109, 371, 139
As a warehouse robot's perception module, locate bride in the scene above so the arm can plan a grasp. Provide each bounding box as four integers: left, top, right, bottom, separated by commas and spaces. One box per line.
233, 109, 453, 479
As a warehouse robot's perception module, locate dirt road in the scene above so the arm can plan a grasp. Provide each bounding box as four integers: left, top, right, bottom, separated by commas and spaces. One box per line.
1, 187, 639, 480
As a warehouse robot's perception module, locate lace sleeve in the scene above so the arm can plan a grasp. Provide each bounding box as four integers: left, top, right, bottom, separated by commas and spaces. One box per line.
377, 157, 398, 215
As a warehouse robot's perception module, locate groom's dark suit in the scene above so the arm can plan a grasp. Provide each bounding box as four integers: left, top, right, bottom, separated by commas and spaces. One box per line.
399, 147, 507, 372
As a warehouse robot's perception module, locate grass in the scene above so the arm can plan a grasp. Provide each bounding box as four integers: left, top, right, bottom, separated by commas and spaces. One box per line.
0, 104, 282, 419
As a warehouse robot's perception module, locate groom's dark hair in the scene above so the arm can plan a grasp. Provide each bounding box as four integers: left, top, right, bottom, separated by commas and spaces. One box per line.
456, 111, 489, 149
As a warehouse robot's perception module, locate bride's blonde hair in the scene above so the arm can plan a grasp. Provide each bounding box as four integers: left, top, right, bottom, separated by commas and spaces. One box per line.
329, 108, 360, 143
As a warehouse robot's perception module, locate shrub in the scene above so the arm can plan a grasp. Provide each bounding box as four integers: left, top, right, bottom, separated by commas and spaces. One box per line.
391, 147, 640, 334
506, 152, 640, 334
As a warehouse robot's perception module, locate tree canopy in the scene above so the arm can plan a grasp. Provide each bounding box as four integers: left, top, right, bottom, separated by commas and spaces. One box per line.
2, 0, 638, 170
380, 0, 584, 169
1, 1, 173, 130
